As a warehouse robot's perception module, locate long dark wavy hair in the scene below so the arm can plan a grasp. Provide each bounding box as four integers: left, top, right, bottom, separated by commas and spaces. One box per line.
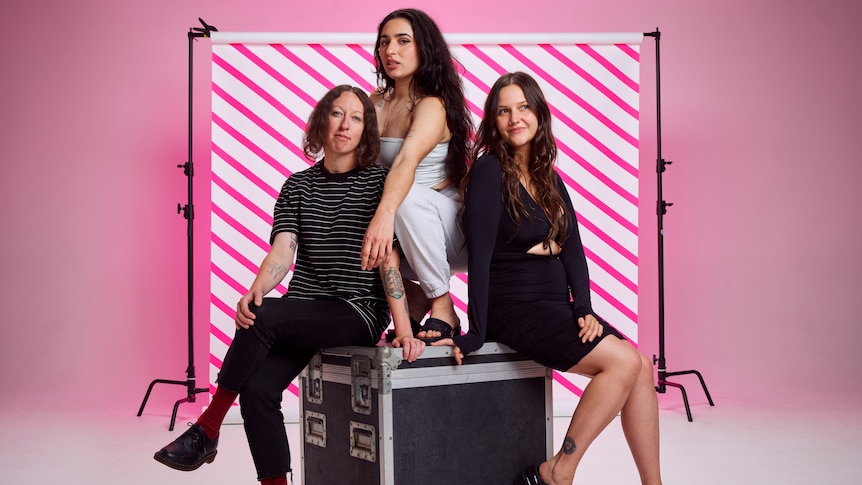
373, 8, 472, 185
303, 85, 380, 168
469, 72, 569, 246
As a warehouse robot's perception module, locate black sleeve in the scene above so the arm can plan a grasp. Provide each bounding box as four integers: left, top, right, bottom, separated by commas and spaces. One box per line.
452, 155, 504, 356
556, 174, 594, 319
270, 175, 299, 245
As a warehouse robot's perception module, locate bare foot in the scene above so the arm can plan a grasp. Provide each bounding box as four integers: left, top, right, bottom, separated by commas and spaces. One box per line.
415, 292, 459, 339
540, 456, 575, 485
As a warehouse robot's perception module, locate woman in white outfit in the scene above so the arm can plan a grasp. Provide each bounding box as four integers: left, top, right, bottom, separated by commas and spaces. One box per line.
361, 8, 473, 341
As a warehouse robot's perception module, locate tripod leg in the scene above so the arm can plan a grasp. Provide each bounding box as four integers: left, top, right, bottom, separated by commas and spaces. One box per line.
170, 396, 192, 431
137, 378, 187, 417
168, 385, 210, 431
660, 380, 692, 422
692, 370, 714, 406
666, 369, 714, 406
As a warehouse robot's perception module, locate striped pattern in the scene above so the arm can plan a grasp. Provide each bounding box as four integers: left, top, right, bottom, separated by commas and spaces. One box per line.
270, 163, 391, 338
209, 35, 641, 406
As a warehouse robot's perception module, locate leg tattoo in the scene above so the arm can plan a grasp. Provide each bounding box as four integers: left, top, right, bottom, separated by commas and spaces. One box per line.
562, 437, 576, 455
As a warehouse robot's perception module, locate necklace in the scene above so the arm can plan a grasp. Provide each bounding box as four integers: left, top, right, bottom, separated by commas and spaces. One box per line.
380, 99, 406, 137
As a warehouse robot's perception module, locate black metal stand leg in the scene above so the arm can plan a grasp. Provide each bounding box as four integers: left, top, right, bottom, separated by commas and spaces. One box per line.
666, 369, 715, 406
657, 379, 691, 421
137, 378, 184, 417
169, 388, 210, 431
137, 378, 209, 431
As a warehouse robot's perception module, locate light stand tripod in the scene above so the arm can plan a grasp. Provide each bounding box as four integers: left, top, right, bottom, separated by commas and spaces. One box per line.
644, 29, 714, 422
137, 18, 218, 431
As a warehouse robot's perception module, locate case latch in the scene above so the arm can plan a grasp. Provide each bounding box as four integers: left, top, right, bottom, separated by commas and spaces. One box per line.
306, 352, 323, 404
351, 355, 372, 415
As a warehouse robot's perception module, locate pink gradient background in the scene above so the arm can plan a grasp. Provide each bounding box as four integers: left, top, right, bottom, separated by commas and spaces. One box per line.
2, 0, 860, 417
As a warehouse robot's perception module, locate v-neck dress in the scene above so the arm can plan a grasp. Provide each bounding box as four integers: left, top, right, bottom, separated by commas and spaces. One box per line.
452, 154, 623, 371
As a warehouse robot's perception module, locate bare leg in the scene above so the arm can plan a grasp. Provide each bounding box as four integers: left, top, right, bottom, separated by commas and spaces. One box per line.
620, 353, 662, 484
416, 292, 460, 338
403, 279, 430, 323
538, 337, 661, 485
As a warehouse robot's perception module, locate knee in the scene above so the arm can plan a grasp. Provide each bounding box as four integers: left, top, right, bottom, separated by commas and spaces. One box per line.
619, 349, 655, 391
249, 301, 272, 323
637, 352, 655, 384
617, 345, 645, 386
244, 303, 276, 338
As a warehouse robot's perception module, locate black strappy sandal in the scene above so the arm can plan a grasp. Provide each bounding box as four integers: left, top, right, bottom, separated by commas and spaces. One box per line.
384, 317, 423, 342
417, 317, 460, 344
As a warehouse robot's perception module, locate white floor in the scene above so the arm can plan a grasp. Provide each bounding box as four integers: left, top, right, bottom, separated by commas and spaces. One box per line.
1, 392, 860, 484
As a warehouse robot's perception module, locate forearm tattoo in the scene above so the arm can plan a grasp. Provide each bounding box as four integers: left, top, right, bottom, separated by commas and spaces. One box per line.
267, 262, 288, 281
562, 437, 576, 455
384, 267, 405, 299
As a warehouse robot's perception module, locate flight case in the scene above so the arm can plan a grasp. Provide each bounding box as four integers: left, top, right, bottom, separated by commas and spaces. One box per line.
299, 342, 552, 484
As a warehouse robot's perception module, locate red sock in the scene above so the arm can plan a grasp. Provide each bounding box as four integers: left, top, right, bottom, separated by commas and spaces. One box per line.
195, 386, 238, 440
260, 475, 288, 485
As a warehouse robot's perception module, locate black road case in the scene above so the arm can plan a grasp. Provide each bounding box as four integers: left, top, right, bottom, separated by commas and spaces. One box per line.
299, 342, 553, 484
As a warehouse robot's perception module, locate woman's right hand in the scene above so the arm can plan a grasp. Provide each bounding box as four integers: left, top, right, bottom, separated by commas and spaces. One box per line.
235, 289, 263, 330
361, 212, 394, 270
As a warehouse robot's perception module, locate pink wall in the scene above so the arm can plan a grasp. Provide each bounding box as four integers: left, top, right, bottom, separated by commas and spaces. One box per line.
1, 0, 860, 415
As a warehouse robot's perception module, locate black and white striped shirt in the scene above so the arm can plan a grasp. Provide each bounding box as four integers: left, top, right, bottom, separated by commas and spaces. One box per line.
270, 161, 391, 341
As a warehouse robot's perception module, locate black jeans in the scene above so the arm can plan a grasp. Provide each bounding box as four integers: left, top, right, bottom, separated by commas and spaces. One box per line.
218, 297, 375, 480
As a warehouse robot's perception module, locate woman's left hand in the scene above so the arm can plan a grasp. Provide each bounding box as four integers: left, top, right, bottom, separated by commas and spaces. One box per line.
431, 338, 464, 365
577, 314, 604, 343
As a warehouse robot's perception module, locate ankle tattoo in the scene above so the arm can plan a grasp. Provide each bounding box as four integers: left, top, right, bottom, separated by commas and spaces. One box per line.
562, 437, 576, 455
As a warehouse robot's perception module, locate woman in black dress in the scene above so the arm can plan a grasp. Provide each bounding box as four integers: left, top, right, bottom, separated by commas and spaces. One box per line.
434, 72, 662, 485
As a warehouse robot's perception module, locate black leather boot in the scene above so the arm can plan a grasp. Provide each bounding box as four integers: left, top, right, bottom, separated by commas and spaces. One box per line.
154, 424, 218, 471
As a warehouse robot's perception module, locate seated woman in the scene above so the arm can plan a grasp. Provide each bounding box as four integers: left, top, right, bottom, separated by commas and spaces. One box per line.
361, 8, 473, 342
153, 85, 425, 485
434, 72, 663, 485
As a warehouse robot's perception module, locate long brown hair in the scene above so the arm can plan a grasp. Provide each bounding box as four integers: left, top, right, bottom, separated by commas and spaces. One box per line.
469, 72, 569, 246
303, 85, 380, 168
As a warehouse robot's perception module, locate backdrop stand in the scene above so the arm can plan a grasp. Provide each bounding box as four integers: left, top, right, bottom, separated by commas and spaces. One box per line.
137, 18, 217, 431
644, 29, 714, 422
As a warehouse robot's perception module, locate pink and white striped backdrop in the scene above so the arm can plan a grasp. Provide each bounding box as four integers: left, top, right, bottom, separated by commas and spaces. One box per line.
208, 32, 642, 415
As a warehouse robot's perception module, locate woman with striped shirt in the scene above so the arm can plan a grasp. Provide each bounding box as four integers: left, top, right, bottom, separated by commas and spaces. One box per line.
154, 85, 426, 484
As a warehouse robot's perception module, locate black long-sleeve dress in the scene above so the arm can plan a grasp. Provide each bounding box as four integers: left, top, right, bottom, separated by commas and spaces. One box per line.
452, 154, 623, 371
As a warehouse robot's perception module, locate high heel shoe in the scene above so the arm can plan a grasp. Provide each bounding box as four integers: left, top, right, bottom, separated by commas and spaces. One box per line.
515, 464, 549, 485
